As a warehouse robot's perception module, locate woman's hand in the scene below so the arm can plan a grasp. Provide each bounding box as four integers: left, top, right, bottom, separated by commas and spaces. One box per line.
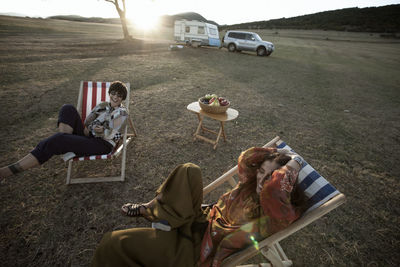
277, 149, 303, 171
84, 127, 90, 136
277, 148, 295, 156
93, 125, 104, 134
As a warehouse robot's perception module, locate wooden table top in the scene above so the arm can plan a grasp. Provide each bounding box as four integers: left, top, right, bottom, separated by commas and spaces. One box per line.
187, 102, 239, 122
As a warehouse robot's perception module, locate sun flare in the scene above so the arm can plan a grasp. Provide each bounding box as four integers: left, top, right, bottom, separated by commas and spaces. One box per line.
130, 15, 160, 31
127, 3, 161, 31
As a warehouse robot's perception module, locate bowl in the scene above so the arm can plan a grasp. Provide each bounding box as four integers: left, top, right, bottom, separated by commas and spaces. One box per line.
198, 98, 230, 114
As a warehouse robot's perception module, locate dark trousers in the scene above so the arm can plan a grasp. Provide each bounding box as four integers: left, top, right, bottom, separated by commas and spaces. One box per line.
30, 104, 113, 164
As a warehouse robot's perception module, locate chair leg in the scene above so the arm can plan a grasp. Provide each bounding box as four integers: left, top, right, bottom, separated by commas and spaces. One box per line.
128, 116, 137, 137
261, 245, 293, 267
66, 160, 73, 184
273, 242, 290, 262
120, 128, 128, 182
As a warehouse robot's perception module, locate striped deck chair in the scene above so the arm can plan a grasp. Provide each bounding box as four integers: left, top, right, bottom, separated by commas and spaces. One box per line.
66, 81, 137, 185
203, 136, 346, 267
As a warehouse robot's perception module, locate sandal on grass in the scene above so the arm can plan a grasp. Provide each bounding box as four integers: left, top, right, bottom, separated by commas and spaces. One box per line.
121, 203, 145, 217
121, 203, 155, 222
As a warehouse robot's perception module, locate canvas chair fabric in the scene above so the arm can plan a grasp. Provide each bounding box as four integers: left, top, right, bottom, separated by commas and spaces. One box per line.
202, 136, 345, 267
66, 81, 136, 184
276, 140, 340, 212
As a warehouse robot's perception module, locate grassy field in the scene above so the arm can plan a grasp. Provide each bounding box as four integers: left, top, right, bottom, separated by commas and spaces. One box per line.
0, 15, 399, 266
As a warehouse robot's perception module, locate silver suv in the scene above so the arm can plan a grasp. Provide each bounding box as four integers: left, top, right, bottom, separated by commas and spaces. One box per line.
222, 30, 274, 56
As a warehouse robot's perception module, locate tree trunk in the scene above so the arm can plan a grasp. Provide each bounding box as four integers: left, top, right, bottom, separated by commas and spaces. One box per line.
117, 9, 131, 39
105, 0, 131, 40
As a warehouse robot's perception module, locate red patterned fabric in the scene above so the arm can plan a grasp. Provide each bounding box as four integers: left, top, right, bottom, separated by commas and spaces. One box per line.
200, 147, 300, 267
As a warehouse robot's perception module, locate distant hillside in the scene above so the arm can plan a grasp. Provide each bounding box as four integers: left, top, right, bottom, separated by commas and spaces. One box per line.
47, 5, 400, 33
221, 5, 400, 33
159, 12, 219, 26
48, 15, 120, 24
48, 13, 219, 27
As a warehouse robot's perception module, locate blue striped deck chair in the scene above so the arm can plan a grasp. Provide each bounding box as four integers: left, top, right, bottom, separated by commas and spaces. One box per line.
203, 136, 346, 267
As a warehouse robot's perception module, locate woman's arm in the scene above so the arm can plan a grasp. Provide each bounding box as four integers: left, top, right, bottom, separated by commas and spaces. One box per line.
277, 149, 303, 172
259, 165, 301, 223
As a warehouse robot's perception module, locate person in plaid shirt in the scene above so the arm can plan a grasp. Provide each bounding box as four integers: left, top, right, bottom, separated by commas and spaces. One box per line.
0, 81, 129, 179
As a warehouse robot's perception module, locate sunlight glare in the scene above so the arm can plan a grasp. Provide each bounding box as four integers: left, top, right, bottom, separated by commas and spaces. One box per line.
127, 2, 161, 31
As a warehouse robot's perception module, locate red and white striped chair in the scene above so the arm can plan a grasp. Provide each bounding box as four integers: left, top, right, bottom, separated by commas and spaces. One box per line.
66, 81, 137, 184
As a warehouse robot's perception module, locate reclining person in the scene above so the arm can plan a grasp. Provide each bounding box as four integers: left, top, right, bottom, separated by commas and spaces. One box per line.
91, 147, 307, 267
0, 81, 129, 179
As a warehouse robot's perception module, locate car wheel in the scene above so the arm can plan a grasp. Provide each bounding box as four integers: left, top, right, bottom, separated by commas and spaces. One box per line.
257, 47, 266, 56
228, 43, 236, 52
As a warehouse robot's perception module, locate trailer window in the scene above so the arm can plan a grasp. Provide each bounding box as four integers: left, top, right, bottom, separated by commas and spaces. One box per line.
209, 28, 217, 35
185, 26, 190, 33
198, 26, 205, 34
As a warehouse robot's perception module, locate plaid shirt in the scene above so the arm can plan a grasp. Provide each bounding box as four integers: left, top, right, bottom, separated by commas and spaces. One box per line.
84, 102, 129, 147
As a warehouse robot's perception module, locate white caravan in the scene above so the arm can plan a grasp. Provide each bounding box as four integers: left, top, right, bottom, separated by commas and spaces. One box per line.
174, 20, 221, 47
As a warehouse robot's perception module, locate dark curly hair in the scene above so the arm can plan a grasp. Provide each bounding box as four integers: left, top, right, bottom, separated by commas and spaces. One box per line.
108, 81, 128, 100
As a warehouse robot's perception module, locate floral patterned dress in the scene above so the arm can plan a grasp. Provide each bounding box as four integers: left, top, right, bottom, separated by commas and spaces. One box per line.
200, 147, 301, 267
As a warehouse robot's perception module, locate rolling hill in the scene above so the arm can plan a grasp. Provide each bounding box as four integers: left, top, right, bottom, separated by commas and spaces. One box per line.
44, 4, 400, 33
221, 4, 400, 33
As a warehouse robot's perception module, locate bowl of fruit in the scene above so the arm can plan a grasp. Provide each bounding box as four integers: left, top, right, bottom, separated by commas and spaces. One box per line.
198, 94, 230, 114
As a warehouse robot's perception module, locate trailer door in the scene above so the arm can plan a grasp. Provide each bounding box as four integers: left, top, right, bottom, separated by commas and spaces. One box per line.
179, 22, 187, 41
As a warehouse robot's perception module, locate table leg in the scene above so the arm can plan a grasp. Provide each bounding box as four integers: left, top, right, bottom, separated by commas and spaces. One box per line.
194, 115, 203, 140
220, 121, 226, 141
196, 114, 206, 133
213, 124, 224, 149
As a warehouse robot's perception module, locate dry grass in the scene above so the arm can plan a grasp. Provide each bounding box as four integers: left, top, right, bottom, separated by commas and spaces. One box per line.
0, 16, 399, 266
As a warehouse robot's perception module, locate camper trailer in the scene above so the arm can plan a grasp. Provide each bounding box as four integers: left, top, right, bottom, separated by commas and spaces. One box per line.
174, 20, 221, 47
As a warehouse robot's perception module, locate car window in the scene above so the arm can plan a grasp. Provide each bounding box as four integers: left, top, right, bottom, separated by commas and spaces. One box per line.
253, 33, 262, 41
245, 34, 255, 41
228, 32, 245, 39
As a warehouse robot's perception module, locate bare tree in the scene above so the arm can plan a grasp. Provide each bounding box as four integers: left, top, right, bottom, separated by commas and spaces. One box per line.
105, 0, 131, 39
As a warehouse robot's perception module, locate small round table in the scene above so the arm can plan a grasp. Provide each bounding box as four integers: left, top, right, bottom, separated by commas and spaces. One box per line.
187, 102, 239, 149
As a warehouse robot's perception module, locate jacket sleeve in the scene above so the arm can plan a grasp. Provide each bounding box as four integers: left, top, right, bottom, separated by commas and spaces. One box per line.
84, 105, 99, 127
259, 166, 300, 225
109, 108, 128, 140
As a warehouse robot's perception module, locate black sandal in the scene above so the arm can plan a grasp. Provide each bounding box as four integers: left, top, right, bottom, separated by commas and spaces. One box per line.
121, 203, 145, 217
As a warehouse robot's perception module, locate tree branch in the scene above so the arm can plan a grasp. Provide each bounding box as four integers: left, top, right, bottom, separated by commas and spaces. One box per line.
104, 0, 116, 6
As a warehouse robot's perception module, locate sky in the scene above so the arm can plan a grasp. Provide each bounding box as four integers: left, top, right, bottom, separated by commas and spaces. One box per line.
1, 0, 399, 26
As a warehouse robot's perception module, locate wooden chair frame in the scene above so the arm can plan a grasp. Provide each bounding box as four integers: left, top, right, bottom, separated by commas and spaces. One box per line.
203, 136, 346, 267
66, 81, 137, 184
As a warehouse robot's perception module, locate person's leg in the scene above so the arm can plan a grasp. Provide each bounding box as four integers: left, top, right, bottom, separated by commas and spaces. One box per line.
1, 105, 88, 179
91, 227, 193, 267
122, 163, 204, 227
31, 133, 112, 165
0, 153, 39, 178
58, 122, 73, 134
57, 104, 85, 136
1, 133, 112, 178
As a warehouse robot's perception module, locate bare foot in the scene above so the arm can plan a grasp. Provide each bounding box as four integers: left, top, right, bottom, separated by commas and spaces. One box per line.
0, 166, 13, 179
